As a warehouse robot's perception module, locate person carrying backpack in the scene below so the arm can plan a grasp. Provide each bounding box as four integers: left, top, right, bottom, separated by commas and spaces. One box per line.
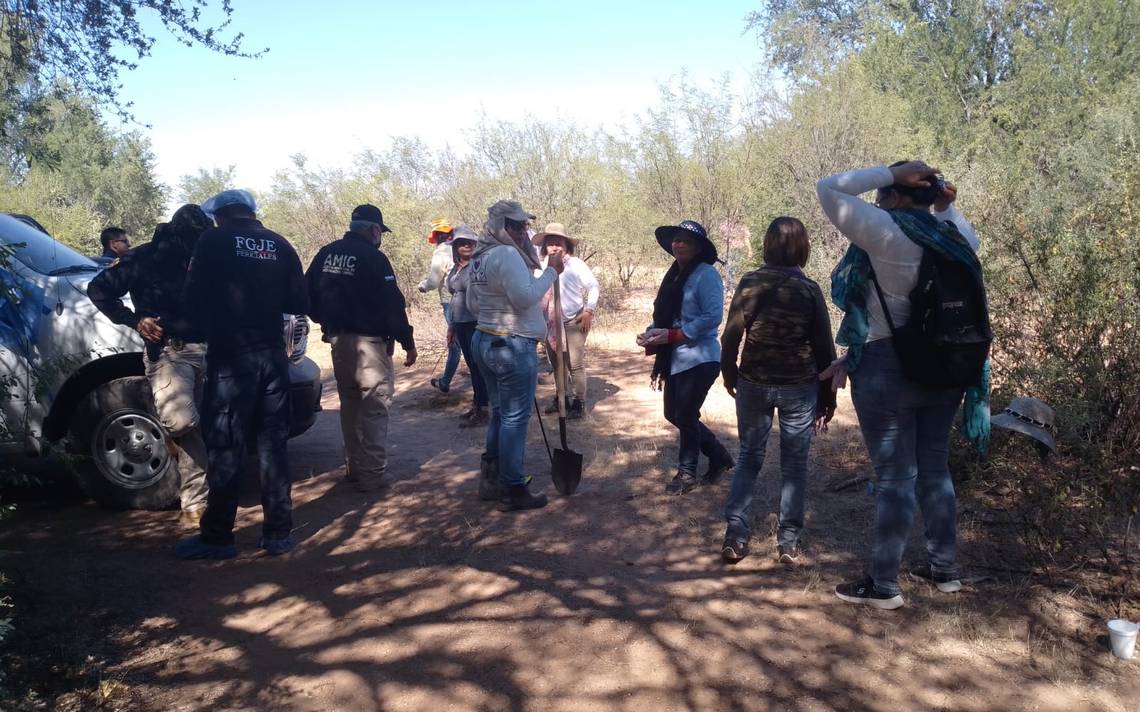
816, 160, 991, 610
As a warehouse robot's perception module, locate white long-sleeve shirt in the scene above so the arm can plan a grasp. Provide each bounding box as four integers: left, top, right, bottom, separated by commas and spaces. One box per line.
417, 243, 454, 304
816, 165, 980, 341
555, 256, 599, 320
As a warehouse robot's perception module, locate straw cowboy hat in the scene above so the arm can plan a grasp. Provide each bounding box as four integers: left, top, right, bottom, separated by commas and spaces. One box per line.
531, 222, 579, 247
991, 396, 1056, 452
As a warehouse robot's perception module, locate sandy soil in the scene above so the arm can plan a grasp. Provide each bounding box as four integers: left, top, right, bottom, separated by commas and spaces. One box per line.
2, 314, 1137, 711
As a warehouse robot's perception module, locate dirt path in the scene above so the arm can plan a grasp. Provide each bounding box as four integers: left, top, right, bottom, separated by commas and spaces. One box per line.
2, 323, 1137, 711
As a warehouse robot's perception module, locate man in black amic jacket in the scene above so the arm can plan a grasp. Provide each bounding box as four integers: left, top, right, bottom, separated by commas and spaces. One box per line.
87, 204, 213, 524
306, 204, 417, 490
176, 190, 309, 560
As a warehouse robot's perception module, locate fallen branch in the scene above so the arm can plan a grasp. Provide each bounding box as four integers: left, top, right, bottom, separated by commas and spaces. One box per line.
826, 475, 870, 492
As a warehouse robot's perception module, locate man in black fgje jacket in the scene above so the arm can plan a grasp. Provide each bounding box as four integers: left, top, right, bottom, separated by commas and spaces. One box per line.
176, 189, 309, 560
306, 204, 417, 491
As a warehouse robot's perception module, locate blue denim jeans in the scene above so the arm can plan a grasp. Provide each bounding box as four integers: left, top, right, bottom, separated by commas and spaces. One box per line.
439, 302, 462, 389
724, 379, 817, 547
453, 321, 488, 408
471, 330, 538, 487
852, 339, 965, 595
199, 347, 292, 545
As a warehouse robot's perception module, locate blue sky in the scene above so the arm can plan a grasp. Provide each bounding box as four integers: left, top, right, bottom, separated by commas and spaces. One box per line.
118, 0, 762, 194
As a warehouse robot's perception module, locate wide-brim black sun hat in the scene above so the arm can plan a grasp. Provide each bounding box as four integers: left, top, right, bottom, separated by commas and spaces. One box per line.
655, 220, 718, 264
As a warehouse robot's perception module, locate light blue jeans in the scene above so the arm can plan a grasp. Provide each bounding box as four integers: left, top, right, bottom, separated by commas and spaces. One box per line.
439, 302, 462, 389
852, 339, 965, 595
471, 330, 538, 487
724, 379, 817, 547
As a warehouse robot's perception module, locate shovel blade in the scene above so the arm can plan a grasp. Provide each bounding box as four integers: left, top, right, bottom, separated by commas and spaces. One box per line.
552, 447, 583, 495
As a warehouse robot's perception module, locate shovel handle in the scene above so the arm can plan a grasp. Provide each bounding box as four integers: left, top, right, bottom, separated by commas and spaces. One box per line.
552, 279, 569, 421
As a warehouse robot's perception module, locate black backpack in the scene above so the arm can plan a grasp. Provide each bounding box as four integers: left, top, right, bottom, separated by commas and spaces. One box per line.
871, 232, 992, 388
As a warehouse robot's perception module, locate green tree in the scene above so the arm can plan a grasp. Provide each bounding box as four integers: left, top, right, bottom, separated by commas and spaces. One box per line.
1, 1, 261, 164
632, 76, 755, 287
0, 93, 164, 252
176, 165, 237, 205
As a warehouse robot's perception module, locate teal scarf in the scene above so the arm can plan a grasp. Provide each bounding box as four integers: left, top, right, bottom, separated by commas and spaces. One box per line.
830, 208, 991, 452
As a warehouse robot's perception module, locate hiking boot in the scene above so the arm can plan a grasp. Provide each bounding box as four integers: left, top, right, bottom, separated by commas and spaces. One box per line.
477, 454, 503, 501
430, 377, 450, 394
665, 471, 698, 495
701, 451, 735, 485
834, 577, 905, 610
459, 407, 489, 428
175, 535, 237, 561
909, 565, 963, 593
259, 535, 295, 556
498, 483, 548, 512
544, 396, 562, 414
721, 536, 749, 563
566, 398, 585, 420
777, 544, 799, 565
178, 508, 204, 528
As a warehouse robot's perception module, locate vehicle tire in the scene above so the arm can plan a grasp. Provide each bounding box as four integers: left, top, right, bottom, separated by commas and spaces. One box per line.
68, 376, 180, 510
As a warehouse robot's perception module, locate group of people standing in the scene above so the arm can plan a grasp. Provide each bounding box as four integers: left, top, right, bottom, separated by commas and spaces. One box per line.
638, 160, 988, 611
86, 158, 988, 611
90, 190, 309, 559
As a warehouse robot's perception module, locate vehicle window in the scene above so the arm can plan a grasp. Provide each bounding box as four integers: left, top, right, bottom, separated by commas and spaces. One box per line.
0, 214, 99, 276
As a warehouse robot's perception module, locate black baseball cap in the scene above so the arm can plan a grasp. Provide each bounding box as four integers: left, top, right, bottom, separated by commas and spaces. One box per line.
351, 204, 391, 233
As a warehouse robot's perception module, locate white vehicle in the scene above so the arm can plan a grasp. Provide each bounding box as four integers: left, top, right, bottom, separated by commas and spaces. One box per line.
0, 213, 322, 509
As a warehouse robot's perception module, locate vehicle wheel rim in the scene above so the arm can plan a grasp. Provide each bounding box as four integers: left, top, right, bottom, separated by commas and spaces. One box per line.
93, 411, 171, 490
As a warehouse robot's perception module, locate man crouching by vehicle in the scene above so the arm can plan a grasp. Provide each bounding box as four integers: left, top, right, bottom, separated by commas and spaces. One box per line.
305, 204, 417, 491
87, 204, 214, 526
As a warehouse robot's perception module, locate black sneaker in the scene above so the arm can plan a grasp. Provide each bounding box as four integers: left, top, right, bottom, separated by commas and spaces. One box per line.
777, 544, 799, 565
665, 471, 698, 495
721, 536, 749, 563
430, 377, 450, 394
835, 577, 905, 610
909, 566, 963, 593
498, 483, 548, 512
701, 453, 734, 485
543, 396, 562, 414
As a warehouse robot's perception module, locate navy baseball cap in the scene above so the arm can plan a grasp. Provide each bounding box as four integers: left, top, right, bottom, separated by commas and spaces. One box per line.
351, 204, 391, 233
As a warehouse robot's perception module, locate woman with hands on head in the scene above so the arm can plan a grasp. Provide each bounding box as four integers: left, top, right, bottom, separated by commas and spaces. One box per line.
636, 220, 733, 496
817, 159, 987, 610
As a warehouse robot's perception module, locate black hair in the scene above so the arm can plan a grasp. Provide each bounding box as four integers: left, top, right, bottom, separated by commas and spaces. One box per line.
883, 160, 945, 207
99, 227, 127, 249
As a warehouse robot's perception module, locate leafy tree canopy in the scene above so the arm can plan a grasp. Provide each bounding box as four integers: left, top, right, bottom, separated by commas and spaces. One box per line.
0, 1, 262, 163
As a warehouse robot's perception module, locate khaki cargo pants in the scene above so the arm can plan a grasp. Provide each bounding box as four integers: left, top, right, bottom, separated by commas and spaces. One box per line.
144, 342, 209, 512
330, 334, 395, 483
544, 318, 589, 403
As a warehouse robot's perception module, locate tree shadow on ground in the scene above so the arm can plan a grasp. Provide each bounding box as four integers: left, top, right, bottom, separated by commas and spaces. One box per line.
2, 347, 1137, 711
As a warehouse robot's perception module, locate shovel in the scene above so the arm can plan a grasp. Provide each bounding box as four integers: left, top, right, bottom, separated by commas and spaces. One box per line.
550, 278, 583, 495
